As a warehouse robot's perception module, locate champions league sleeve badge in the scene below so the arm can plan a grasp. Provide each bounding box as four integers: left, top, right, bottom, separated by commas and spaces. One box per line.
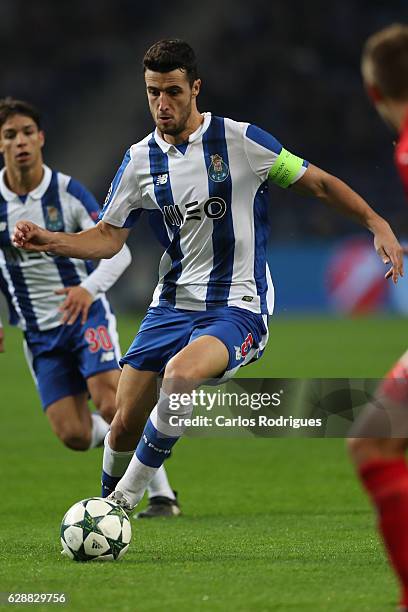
45, 205, 64, 231
208, 154, 230, 182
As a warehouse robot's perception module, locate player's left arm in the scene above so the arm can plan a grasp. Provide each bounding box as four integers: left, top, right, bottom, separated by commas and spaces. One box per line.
243, 123, 403, 282
292, 163, 403, 283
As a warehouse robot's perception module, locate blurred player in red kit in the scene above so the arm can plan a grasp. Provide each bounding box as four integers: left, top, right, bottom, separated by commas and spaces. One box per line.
348, 24, 408, 612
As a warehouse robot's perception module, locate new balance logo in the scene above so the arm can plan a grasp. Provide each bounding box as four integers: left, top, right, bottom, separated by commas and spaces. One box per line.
100, 351, 115, 362
0, 222, 7, 232
156, 174, 168, 185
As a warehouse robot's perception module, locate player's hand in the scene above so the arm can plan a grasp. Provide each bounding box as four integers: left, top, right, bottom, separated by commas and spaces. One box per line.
55, 286, 93, 325
387, 245, 408, 280
0, 327, 4, 353
12, 220, 53, 252
374, 225, 404, 284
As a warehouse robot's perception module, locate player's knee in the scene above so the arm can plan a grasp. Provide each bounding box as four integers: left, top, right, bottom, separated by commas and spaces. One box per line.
164, 357, 201, 390
58, 427, 91, 451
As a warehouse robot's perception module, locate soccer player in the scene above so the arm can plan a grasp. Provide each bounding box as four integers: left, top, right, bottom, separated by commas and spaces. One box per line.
0, 97, 180, 517
0, 97, 128, 451
12, 40, 403, 518
347, 24, 408, 612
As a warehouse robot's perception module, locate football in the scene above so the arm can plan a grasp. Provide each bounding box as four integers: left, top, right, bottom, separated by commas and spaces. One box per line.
60, 497, 131, 561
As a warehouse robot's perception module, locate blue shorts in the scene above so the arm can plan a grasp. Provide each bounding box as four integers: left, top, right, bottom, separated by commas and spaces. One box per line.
24, 298, 121, 410
121, 305, 269, 379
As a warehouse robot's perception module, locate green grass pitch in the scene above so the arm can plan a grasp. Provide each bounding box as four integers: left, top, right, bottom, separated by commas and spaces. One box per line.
1, 315, 407, 611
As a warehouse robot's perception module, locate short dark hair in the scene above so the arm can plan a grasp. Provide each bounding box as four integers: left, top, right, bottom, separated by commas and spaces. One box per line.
143, 39, 198, 86
362, 24, 408, 100
0, 97, 42, 130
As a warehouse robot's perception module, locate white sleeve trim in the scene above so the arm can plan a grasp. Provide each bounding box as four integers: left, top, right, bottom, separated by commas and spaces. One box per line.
80, 244, 132, 296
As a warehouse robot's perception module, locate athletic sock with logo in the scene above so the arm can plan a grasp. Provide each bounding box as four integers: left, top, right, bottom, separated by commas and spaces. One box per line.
101, 431, 176, 500
116, 390, 192, 508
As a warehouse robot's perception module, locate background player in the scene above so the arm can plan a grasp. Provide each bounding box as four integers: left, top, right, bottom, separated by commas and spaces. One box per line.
12, 40, 403, 518
347, 24, 408, 612
0, 97, 180, 517
0, 97, 126, 451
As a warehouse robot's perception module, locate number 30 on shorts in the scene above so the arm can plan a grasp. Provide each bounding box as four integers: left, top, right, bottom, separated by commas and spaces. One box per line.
84, 326, 113, 353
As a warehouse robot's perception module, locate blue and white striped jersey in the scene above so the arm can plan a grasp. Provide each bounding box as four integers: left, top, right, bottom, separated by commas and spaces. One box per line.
0, 165, 103, 332
100, 113, 308, 315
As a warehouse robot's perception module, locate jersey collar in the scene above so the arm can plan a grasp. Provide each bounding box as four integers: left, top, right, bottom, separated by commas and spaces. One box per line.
154, 112, 212, 153
0, 164, 52, 202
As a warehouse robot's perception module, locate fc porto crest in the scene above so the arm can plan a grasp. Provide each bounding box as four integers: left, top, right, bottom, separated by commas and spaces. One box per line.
208, 154, 229, 182
45, 205, 64, 231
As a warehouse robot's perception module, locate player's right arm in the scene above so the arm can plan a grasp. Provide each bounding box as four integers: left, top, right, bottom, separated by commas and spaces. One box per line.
12, 220, 129, 259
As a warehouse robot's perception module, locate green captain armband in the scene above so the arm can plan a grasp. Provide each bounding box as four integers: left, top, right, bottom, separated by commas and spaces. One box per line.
268, 148, 305, 188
